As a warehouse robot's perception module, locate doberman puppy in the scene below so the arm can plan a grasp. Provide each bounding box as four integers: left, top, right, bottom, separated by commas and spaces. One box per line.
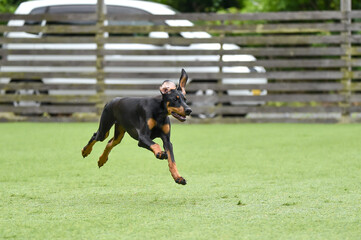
81, 69, 191, 185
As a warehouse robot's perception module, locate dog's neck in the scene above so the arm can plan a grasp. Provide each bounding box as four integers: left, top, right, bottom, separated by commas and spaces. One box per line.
154, 95, 169, 118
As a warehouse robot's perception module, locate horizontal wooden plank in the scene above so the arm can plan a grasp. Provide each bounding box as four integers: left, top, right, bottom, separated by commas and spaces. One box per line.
1, 58, 358, 69
0, 82, 345, 92
350, 106, 361, 112
186, 117, 339, 124
349, 10, 361, 19
350, 35, 361, 44
0, 83, 97, 91
0, 13, 97, 21
0, 72, 97, 79
349, 23, 361, 31
106, 11, 343, 21
87, 82, 343, 92
223, 106, 343, 114
350, 83, 361, 91
103, 59, 351, 68
220, 47, 361, 56
105, 48, 346, 56
39, 23, 361, 35
0, 35, 345, 45
0, 94, 99, 103
3, 93, 341, 104
0, 11, 343, 22
351, 71, 361, 79
0, 60, 95, 67
0, 114, 339, 123
1, 23, 344, 35
103, 35, 345, 45
0, 71, 344, 80
0, 48, 346, 57
98, 82, 345, 92
0, 105, 96, 114
350, 95, 361, 102
101, 47, 345, 56
188, 94, 344, 103
253, 59, 351, 68
190, 106, 343, 114
187, 82, 344, 91
101, 23, 348, 34
0, 25, 97, 34
104, 71, 344, 80
0, 115, 100, 122
0, 37, 96, 44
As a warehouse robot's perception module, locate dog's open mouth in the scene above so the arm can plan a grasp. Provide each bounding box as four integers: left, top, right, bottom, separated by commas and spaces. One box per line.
171, 112, 186, 122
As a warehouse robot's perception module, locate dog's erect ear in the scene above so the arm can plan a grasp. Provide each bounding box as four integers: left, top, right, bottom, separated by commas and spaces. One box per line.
160, 80, 177, 95
177, 69, 188, 95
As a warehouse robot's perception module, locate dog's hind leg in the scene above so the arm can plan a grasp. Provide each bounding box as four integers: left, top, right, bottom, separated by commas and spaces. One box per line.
81, 103, 115, 158
82, 130, 112, 158
81, 132, 98, 158
98, 124, 125, 168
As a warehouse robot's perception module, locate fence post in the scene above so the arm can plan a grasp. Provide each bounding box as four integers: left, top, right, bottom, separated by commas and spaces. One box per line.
216, 20, 225, 121
96, 0, 106, 115
340, 0, 352, 123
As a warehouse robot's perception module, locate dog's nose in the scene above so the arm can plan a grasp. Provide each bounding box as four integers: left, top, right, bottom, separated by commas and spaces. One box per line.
185, 108, 192, 116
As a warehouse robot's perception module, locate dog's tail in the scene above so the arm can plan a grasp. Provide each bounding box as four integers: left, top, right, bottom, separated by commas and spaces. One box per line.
95, 103, 115, 142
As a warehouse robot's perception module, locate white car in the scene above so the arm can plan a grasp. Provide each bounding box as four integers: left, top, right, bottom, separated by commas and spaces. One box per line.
1, 0, 267, 117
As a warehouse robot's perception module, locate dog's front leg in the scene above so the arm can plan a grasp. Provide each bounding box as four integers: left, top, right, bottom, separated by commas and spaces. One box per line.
137, 126, 168, 160
161, 133, 187, 185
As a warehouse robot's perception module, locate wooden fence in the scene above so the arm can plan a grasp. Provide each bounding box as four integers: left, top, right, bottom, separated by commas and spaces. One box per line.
1, 2, 361, 123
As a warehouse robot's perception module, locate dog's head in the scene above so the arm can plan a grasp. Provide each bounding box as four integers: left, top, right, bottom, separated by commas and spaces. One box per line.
160, 69, 192, 122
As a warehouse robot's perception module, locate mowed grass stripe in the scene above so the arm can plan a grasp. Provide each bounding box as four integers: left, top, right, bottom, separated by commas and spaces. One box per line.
0, 123, 360, 239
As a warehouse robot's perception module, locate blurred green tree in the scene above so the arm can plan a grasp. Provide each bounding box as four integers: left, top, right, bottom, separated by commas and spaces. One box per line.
0, 0, 23, 12
152, 0, 361, 12
242, 0, 361, 12
242, 0, 339, 12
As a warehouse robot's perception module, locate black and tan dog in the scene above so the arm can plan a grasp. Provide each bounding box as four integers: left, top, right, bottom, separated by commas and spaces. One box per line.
81, 69, 191, 185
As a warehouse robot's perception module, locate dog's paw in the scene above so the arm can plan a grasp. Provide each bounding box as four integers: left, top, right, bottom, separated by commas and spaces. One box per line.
98, 155, 108, 168
156, 151, 168, 160
81, 147, 91, 158
175, 177, 187, 185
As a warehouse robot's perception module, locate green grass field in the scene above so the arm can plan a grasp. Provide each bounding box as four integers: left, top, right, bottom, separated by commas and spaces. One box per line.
1, 123, 361, 239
